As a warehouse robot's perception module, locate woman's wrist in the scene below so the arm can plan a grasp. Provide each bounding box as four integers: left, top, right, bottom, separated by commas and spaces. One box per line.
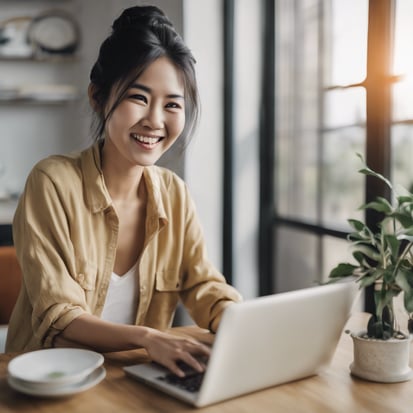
131, 325, 152, 348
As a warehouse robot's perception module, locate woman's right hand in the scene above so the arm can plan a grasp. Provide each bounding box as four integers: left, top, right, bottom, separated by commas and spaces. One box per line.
139, 328, 211, 377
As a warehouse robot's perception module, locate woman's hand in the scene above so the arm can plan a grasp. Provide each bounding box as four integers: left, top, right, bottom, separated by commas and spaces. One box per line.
140, 328, 211, 377
59, 314, 210, 376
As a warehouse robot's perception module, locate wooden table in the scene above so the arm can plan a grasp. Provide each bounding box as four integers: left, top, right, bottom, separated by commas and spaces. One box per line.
0, 313, 412, 413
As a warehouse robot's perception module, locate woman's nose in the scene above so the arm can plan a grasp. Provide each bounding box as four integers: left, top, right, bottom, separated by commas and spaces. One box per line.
142, 104, 163, 129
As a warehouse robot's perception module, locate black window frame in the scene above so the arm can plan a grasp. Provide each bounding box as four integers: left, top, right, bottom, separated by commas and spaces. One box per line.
255, 0, 395, 315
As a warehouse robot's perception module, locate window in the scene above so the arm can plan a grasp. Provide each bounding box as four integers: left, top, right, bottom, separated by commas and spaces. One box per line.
392, 0, 413, 191
264, 0, 405, 302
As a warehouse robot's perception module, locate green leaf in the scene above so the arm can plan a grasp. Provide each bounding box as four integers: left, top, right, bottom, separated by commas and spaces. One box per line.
384, 234, 400, 259
397, 195, 413, 204
362, 197, 393, 214
396, 269, 413, 290
348, 219, 366, 232
352, 251, 368, 265
398, 225, 413, 236
398, 234, 413, 243
355, 153, 393, 190
383, 268, 397, 285
329, 263, 357, 278
392, 212, 413, 228
358, 165, 393, 190
359, 270, 382, 288
351, 244, 380, 262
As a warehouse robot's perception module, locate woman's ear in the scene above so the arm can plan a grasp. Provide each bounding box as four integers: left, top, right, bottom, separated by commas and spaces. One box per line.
88, 83, 99, 112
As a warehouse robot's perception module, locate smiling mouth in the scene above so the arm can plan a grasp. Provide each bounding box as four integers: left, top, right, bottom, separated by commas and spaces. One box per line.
130, 133, 164, 146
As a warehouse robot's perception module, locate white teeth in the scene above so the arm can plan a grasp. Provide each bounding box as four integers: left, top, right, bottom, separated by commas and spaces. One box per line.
131, 134, 160, 145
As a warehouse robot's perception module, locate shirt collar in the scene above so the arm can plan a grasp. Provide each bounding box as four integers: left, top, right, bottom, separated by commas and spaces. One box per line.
80, 141, 168, 224
143, 166, 168, 224
80, 141, 112, 213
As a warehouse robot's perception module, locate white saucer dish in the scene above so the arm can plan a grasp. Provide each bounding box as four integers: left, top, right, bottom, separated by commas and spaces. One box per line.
8, 348, 104, 388
8, 366, 106, 397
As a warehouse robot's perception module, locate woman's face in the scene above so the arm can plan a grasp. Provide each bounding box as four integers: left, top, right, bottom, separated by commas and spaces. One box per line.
103, 56, 186, 168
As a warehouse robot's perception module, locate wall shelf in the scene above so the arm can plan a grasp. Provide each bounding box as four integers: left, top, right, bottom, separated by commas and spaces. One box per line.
0, 97, 79, 105
0, 83, 80, 105
0, 54, 80, 63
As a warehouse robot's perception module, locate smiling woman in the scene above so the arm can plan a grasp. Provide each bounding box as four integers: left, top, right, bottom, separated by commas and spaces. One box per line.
6, 5, 241, 379
102, 57, 186, 169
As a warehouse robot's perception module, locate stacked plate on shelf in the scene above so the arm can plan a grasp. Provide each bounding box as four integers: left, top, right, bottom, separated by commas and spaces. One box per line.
18, 84, 79, 102
0, 84, 79, 102
0, 10, 80, 58
7, 348, 106, 397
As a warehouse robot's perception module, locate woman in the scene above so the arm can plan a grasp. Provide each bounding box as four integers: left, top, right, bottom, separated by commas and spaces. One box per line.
6, 5, 241, 377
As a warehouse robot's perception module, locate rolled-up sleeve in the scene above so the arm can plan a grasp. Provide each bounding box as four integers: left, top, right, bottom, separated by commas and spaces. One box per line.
13, 167, 88, 348
179, 184, 242, 332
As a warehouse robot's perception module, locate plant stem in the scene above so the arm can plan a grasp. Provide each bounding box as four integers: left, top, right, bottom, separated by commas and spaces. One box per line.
393, 240, 413, 280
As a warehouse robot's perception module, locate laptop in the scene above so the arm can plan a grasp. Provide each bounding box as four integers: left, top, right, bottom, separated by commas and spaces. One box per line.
124, 280, 358, 407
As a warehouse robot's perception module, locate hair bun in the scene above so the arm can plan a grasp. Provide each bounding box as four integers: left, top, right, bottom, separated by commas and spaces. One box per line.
112, 5, 173, 33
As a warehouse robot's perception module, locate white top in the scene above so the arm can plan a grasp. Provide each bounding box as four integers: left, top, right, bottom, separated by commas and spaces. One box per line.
100, 262, 139, 324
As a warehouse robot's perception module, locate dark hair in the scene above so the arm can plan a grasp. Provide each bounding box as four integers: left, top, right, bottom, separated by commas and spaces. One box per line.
89, 5, 199, 145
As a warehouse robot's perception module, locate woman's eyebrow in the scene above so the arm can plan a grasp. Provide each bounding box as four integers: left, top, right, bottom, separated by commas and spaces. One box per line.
130, 83, 184, 99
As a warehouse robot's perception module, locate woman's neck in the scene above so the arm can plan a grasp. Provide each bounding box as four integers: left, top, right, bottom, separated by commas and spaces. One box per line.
101, 139, 145, 202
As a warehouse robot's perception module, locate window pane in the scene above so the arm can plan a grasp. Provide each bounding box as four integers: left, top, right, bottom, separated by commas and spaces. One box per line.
393, 0, 413, 76
275, 227, 319, 292
276, 129, 318, 221
323, 236, 364, 311
326, 0, 368, 86
392, 0, 413, 122
322, 127, 365, 229
275, 0, 320, 221
391, 125, 413, 192
392, 1, 413, 207
324, 88, 366, 129
322, 236, 354, 283
273, 0, 369, 295
392, 81, 413, 122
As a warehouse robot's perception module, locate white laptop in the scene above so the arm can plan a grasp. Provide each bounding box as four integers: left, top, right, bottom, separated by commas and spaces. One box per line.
124, 281, 358, 408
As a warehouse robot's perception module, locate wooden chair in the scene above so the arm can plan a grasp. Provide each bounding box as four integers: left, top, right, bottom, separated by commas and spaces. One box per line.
0, 246, 22, 325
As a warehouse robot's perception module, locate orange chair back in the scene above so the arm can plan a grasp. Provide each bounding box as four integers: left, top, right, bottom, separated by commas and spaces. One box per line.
0, 246, 22, 324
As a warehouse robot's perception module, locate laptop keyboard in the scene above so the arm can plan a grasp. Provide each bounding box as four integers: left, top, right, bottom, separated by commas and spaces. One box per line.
156, 360, 206, 393
158, 371, 204, 393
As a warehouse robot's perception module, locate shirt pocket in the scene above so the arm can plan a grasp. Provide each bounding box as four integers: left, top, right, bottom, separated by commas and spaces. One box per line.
74, 260, 98, 291
155, 270, 183, 292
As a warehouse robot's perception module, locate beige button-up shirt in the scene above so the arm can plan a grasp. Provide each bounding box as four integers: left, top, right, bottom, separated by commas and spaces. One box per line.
6, 143, 241, 352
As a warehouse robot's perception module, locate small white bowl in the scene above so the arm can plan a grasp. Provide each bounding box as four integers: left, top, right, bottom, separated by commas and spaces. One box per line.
8, 366, 106, 397
8, 348, 104, 388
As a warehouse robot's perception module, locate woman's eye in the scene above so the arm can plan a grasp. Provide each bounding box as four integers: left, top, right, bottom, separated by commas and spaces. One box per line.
130, 94, 147, 103
166, 102, 182, 109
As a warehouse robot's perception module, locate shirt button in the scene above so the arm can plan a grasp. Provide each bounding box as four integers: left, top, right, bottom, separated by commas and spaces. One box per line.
78, 273, 84, 281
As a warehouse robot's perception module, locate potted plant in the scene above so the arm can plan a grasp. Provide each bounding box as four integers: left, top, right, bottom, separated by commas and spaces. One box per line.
329, 155, 413, 383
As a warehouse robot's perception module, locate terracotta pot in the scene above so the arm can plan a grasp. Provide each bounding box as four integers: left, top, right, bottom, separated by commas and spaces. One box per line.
350, 331, 413, 383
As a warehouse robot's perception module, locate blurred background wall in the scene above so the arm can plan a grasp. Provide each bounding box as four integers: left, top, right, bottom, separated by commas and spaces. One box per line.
0, 0, 259, 300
